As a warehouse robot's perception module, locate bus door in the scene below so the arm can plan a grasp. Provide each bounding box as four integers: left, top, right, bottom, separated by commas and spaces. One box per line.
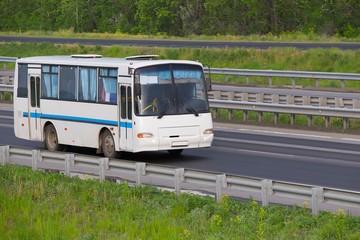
119, 84, 133, 150
28, 74, 41, 140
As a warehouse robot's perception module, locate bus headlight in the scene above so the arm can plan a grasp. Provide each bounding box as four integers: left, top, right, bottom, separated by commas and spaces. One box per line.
137, 133, 153, 138
203, 129, 214, 135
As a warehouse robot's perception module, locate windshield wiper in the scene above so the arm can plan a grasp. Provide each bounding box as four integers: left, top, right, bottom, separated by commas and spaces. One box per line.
186, 105, 199, 117
157, 103, 170, 119
157, 109, 167, 119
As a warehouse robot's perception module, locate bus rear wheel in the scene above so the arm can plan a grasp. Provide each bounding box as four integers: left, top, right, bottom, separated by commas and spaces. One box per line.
101, 130, 119, 158
45, 124, 62, 151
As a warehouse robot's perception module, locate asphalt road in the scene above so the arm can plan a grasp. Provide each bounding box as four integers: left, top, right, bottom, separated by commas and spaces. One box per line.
1, 36, 360, 50
1, 106, 360, 191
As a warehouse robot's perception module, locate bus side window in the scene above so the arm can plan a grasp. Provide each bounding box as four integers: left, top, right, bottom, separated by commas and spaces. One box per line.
121, 86, 126, 119
30, 76, 36, 107
17, 64, 28, 97
127, 87, 132, 120
60, 66, 77, 101
99, 68, 117, 104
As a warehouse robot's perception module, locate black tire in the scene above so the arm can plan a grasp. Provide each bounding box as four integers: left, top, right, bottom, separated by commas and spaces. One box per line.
101, 130, 119, 158
168, 149, 183, 156
44, 124, 62, 151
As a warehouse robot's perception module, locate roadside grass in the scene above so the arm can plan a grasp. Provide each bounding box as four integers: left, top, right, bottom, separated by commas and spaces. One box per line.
2, 30, 360, 43
1, 164, 360, 240
4, 92, 11, 101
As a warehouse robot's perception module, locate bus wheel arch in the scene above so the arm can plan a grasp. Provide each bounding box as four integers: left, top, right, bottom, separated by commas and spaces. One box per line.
97, 128, 109, 154
100, 128, 119, 158
44, 123, 63, 151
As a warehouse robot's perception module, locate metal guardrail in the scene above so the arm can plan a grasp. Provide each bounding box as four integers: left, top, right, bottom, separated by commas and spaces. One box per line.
204, 68, 360, 89
1, 145, 360, 216
208, 87, 360, 129
0, 84, 14, 101
0, 56, 17, 73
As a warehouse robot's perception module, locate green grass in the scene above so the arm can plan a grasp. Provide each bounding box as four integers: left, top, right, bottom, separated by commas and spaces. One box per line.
1, 164, 360, 239
2, 30, 360, 43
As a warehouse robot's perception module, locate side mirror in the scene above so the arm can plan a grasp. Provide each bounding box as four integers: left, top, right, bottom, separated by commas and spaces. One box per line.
205, 77, 212, 92
135, 82, 141, 99
203, 64, 212, 92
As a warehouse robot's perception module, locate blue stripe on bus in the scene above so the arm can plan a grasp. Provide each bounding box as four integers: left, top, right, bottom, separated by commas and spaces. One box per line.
120, 121, 132, 128
22, 112, 133, 128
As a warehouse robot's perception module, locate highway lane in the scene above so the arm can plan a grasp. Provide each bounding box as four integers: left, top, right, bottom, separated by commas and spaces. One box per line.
1, 108, 360, 191
1, 36, 360, 50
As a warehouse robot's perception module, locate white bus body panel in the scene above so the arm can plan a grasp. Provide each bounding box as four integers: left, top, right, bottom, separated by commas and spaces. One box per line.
40, 100, 119, 149
132, 113, 213, 152
14, 98, 30, 140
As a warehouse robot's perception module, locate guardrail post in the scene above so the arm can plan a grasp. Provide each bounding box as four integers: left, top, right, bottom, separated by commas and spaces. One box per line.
0, 145, 10, 165
311, 187, 324, 215
341, 80, 345, 89
246, 76, 249, 84
99, 158, 109, 183
274, 113, 279, 124
216, 174, 227, 203
292, 78, 295, 89
31, 150, 40, 171
308, 115, 313, 127
287, 95, 294, 105
174, 168, 184, 196
213, 108, 218, 119
316, 79, 319, 88
261, 179, 273, 207
343, 118, 349, 130
272, 94, 279, 104
243, 110, 248, 121
242, 92, 248, 101
335, 98, 344, 108
353, 99, 360, 109
325, 116, 330, 128
136, 162, 146, 186
64, 154, 74, 177
269, 76, 272, 86
228, 109, 233, 120
291, 114, 295, 125
303, 96, 311, 106
258, 112, 263, 123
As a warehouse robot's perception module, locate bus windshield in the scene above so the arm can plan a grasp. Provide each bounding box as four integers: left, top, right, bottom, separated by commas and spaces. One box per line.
134, 64, 209, 118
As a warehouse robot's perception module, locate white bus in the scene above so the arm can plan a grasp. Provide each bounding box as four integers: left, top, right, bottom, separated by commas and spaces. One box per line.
13, 55, 213, 157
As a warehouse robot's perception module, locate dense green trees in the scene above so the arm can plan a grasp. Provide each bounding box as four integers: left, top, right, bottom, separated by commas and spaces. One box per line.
0, 0, 360, 37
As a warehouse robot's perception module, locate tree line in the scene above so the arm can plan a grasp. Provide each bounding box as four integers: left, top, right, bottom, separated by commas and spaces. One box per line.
1, 0, 360, 38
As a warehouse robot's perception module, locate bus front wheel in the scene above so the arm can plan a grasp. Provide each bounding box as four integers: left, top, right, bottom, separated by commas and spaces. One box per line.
45, 124, 62, 151
101, 130, 119, 158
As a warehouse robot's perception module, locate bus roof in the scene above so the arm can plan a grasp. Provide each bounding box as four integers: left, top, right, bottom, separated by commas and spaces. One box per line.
16, 55, 203, 69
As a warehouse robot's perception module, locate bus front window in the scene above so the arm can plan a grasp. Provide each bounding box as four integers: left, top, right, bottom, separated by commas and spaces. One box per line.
134, 64, 209, 117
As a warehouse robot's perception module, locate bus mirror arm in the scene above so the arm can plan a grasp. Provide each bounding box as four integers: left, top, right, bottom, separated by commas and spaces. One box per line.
135, 83, 141, 99
203, 64, 212, 92
205, 77, 212, 92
